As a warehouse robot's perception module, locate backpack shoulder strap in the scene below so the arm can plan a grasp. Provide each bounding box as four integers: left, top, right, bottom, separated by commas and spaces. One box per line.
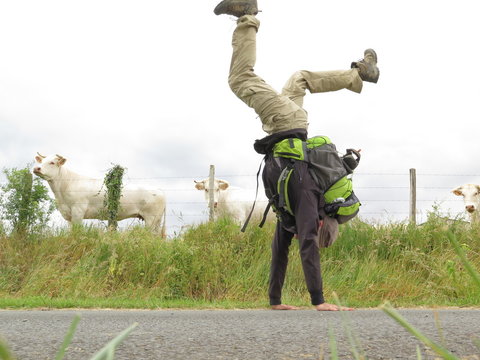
241, 157, 265, 233
277, 161, 295, 216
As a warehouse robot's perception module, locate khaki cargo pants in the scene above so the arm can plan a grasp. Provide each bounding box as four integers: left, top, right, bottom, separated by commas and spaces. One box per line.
228, 15, 364, 135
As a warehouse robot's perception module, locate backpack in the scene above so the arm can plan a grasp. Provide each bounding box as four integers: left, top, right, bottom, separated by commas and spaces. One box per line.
241, 133, 361, 232
271, 136, 361, 224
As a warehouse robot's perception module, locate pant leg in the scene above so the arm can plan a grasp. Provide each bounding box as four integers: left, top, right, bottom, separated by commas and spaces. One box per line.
298, 237, 325, 305
269, 222, 294, 305
288, 161, 325, 305
228, 15, 308, 135
281, 69, 363, 107
269, 219, 325, 306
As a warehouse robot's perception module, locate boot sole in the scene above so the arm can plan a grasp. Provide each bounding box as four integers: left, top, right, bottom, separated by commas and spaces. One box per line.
214, 0, 258, 16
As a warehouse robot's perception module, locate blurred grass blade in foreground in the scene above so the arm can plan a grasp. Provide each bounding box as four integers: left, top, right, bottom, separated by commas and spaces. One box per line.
328, 324, 339, 360
332, 292, 365, 360
415, 345, 422, 360
90, 323, 138, 360
473, 338, 480, 351
381, 302, 458, 360
0, 338, 16, 360
55, 314, 81, 360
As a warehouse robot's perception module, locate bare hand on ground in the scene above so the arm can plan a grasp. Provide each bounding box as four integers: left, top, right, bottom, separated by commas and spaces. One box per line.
315, 303, 354, 311
271, 304, 299, 310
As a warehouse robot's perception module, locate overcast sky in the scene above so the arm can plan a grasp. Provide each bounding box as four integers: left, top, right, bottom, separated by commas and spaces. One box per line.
1, 0, 479, 234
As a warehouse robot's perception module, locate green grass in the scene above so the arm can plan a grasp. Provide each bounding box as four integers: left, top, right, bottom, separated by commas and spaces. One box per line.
0, 296, 267, 310
1, 212, 479, 309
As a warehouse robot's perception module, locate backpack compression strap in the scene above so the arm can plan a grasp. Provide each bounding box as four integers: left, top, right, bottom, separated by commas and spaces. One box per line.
258, 198, 274, 228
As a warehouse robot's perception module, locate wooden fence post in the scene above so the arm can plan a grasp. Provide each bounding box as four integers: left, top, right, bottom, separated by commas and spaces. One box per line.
208, 165, 215, 222
409, 168, 416, 225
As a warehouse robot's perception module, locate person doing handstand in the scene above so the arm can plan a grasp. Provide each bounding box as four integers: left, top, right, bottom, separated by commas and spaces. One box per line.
214, 0, 379, 311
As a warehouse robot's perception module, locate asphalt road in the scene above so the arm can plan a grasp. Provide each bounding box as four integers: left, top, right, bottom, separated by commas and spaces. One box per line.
0, 309, 479, 359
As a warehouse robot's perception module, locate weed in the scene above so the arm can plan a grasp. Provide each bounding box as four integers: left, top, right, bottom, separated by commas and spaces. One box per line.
102, 165, 125, 231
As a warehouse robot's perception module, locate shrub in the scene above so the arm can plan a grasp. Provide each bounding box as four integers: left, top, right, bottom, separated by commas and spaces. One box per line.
0, 165, 55, 235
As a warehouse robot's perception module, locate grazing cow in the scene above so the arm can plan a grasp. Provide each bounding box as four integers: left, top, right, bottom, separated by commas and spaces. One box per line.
452, 184, 480, 222
194, 178, 274, 224
33, 153, 166, 235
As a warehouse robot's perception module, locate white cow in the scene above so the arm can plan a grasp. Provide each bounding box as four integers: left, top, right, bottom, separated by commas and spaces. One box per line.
33, 153, 166, 235
194, 178, 274, 224
452, 184, 480, 222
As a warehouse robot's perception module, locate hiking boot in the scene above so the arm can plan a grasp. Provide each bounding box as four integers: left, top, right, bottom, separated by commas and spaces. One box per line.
214, 0, 258, 17
351, 49, 379, 83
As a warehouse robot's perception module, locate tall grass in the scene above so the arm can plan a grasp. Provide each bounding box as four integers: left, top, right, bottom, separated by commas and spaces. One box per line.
0, 213, 479, 308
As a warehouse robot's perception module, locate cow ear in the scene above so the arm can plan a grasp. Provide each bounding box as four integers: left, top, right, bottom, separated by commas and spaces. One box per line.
58, 158, 67, 166
35, 156, 43, 163
218, 181, 229, 190
452, 187, 463, 196
194, 181, 205, 190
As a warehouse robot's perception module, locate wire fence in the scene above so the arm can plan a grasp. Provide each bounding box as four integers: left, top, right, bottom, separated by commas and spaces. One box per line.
1, 170, 478, 234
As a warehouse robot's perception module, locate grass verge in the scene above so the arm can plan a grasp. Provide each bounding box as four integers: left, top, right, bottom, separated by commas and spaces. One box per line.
1, 213, 479, 309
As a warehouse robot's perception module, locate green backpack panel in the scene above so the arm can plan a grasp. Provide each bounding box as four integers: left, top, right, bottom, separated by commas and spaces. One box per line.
273, 136, 360, 220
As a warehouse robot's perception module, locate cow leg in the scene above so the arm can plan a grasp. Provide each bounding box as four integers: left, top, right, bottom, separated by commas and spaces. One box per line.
70, 206, 86, 226
143, 213, 167, 237
143, 214, 160, 232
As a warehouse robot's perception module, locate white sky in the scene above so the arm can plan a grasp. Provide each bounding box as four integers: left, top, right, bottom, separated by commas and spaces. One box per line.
1, 0, 479, 234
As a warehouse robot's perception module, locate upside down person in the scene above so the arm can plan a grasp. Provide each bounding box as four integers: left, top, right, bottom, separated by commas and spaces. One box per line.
214, 0, 379, 311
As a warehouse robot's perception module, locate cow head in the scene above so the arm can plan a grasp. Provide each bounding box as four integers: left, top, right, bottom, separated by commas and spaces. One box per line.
33, 153, 67, 181
452, 184, 480, 214
194, 178, 229, 208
